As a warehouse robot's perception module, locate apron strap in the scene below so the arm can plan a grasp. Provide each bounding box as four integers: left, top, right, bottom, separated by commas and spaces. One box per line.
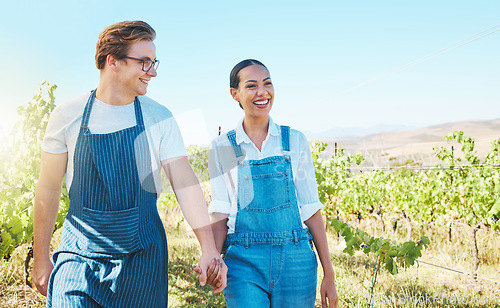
80, 90, 96, 129
134, 97, 145, 127
80, 91, 144, 128
227, 130, 244, 158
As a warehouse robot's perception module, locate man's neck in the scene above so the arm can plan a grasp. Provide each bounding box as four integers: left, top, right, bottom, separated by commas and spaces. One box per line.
95, 78, 135, 106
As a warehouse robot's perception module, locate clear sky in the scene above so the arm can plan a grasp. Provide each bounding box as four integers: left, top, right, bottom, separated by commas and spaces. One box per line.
0, 0, 498, 146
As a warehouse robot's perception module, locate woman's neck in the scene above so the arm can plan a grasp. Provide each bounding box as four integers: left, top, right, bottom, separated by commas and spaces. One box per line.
242, 116, 269, 151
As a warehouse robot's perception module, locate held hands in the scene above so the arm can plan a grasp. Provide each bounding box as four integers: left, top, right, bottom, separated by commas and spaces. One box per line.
321, 275, 339, 308
194, 257, 227, 293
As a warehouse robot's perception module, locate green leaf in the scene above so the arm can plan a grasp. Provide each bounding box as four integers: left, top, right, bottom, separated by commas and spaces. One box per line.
488, 199, 500, 217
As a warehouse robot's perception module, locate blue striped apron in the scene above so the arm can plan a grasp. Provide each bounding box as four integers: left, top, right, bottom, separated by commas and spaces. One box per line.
47, 91, 168, 307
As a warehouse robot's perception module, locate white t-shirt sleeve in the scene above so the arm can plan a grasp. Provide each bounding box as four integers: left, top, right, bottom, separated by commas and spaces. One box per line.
139, 96, 187, 161
208, 138, 232, 214
159, 116, 187, 161
42, 104, 70, 154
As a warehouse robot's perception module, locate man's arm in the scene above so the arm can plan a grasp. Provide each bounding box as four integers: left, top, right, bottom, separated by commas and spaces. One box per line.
33, 151, 68, 296
161, 156, 227, 293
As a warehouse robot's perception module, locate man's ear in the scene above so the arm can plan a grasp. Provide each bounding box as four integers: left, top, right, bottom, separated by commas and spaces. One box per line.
106, 54, 119, 71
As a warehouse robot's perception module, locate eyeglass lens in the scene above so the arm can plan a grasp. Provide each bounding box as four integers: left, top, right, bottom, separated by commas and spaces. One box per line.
143, 60, 159, 72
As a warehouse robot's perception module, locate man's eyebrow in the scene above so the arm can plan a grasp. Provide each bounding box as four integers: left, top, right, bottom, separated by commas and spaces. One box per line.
136, 56, 155, 61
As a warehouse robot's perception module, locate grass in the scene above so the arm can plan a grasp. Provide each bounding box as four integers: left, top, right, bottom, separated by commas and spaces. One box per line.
1, 207, 499, 307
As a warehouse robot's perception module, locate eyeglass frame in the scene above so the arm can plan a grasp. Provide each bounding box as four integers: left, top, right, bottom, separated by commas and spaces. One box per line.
123, 56, 160, 73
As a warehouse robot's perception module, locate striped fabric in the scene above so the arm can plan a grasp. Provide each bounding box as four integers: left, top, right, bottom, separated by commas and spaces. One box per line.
47, 91, 169, 307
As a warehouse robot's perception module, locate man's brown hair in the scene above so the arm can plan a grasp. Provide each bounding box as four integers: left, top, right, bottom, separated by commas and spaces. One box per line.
95, 21, 156, 70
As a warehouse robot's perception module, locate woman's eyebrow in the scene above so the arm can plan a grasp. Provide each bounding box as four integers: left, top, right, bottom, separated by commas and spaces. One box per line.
244, 77, 271, 84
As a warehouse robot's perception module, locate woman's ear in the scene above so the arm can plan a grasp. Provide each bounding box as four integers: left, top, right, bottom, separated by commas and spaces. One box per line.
230, 88, 239, 101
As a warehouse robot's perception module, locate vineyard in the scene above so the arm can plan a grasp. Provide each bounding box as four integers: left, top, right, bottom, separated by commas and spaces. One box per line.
1, 83, 499, 307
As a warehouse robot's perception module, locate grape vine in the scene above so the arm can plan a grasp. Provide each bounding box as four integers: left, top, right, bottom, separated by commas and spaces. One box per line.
0, 81, 69, 260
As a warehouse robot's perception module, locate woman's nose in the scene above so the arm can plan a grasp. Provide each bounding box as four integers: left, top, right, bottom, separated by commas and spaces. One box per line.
257, 86, 267, 95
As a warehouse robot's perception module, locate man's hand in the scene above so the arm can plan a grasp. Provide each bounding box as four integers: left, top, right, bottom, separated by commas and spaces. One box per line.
32, 256, 54, 296
195, 254, 227, 293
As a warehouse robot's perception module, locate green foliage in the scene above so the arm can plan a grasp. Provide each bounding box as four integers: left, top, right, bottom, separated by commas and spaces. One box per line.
186, 145, 210, 184
434, 131, 500, 229
311, 141, 364, 220
312, 132, 500, 231
313, 131, 500, 278
331, 219, 429, 275
0, 81, 69, 259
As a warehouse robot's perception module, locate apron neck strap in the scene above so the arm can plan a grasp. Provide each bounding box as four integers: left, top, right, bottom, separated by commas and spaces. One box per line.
81, 90, 144, 128
133, 96, 144, 127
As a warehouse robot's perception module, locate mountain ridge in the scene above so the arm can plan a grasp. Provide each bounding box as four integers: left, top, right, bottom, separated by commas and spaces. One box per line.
312, 118, 500, 167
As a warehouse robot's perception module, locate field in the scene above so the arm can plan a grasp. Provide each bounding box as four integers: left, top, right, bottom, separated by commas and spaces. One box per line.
1, 84, 499, 307
1, 204, 499, 307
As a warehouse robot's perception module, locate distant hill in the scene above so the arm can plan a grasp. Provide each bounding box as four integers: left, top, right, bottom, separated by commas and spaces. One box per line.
303, 124, 417, 140
314, 119, 500, 168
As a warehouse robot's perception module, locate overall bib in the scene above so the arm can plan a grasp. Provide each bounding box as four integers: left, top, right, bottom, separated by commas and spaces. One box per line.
222, 126, 318, 308
47, 91, 168, 307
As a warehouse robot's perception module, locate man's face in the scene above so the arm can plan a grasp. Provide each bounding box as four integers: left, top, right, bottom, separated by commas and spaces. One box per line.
118, 40, 157, 97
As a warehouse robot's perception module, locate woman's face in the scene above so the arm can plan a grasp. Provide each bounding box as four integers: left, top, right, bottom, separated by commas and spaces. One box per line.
231, 64, 274, 119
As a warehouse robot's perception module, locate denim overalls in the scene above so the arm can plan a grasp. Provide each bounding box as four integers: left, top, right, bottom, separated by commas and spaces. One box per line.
222, 126, 318, 308
47, 91, 168, 307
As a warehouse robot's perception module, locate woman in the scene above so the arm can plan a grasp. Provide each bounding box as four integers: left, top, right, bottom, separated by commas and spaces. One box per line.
209, 59, 338, 307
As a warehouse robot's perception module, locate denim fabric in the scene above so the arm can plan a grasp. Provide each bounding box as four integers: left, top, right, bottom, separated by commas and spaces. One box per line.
47, 91, 168, 307
223, 240, 317, 308
223, 126, 318, 307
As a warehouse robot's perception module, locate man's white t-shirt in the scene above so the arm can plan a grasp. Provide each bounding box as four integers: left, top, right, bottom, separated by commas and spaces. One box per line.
42, 91, 187, 194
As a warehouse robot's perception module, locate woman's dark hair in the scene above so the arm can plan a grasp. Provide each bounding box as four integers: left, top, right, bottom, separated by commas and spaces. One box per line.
229, 59, 268, 89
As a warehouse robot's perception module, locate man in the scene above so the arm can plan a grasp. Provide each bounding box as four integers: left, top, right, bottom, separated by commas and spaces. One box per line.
32, 20, 225, 307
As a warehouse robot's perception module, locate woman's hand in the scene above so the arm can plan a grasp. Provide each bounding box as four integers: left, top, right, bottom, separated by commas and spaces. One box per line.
195, 256, 227, 293
195, 258, 224, 291
320, 275, 338, 308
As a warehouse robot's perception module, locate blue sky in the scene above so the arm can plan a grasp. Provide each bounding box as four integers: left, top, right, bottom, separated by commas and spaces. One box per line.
0, 0, 498, 146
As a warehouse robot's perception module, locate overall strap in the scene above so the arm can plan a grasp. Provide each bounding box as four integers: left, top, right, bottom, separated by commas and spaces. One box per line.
227, 130, 244, 158
280, 125, 290, 152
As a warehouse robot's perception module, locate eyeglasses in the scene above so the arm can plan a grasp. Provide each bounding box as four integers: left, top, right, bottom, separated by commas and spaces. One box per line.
123, 56, 160, 73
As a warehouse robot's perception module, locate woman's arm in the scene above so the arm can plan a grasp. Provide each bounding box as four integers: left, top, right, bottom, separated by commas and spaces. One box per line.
210, 213, 229, 254
304, 210, 338, 308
